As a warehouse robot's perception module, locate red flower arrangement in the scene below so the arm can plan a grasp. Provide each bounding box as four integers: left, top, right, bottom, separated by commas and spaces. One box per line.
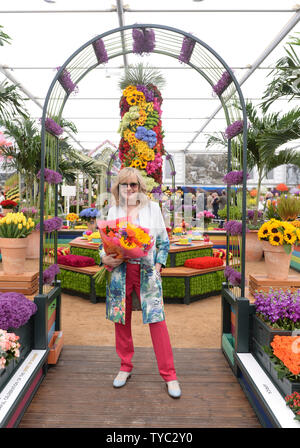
184, 256, 224, 269
1, 199, 17, 209
57, 254, 96, 267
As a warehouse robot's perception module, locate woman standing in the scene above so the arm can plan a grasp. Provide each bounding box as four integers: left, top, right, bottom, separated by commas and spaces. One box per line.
99, 167, 181, 398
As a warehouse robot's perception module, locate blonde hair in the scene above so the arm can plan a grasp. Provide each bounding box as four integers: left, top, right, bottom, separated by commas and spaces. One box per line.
111, 167, 149, 207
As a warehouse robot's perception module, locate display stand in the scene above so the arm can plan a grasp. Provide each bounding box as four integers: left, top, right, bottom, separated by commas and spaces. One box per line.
0, 285, 62, 427
221, 284, 300, 428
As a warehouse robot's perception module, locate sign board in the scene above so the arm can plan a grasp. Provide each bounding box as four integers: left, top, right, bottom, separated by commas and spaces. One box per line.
61, 185, 76, 197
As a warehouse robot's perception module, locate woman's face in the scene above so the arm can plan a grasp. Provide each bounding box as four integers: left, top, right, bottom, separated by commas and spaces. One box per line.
119, 175, 140, 205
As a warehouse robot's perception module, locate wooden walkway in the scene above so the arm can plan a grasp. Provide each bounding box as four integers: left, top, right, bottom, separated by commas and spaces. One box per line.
18, 346, 261, 428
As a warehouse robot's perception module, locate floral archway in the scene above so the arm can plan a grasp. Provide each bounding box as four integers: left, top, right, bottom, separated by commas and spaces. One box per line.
39, 23, 247, 301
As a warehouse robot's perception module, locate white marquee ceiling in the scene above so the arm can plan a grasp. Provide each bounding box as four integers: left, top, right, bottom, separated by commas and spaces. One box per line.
0, 0, 299, 155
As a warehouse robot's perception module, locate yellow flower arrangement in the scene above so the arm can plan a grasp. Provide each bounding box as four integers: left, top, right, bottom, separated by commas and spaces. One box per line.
173, 227, 183, 234
258, 219, 300, 253
0, 212, 35, 238
66, 213, 79, 222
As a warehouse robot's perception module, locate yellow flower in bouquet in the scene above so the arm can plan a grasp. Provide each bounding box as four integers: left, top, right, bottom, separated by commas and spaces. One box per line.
173, 227, 183, 234
66, 213, 79, 222
0, 212, 35, 238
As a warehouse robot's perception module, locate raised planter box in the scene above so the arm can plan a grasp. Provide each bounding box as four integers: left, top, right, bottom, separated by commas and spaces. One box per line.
252, 338, 300, 397
252, 314, 300, 348
0, 319, 34, 391
48, 331, 64, 365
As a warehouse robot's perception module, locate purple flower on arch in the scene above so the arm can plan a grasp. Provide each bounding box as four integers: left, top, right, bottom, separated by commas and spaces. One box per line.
132, 28, 155, 55
223, 170, 248, 186
213, 71, 233, 96
43, 264, 60, 285
225, 120, 244, 139
179, 36, 196, 64
57, 67, 78, 95
44, 117, 63, 137
92, 38, 108, 64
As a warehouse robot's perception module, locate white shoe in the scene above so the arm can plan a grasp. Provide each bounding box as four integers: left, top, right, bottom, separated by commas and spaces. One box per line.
166, 380, 181, 398
113, 371, 131, 388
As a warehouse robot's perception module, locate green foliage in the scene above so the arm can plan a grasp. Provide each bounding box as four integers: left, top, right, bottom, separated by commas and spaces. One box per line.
261, 33, 300, 112
276, 194, 300, 221
0, 25, 11, 46
0, 81, 28, 121
118, 63, 165, 90
218, 205, 242, 220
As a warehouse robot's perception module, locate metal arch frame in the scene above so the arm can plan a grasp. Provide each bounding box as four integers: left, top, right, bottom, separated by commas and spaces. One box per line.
40, 23, 248, 296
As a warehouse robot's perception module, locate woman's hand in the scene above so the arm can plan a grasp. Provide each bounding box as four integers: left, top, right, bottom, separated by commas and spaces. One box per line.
102, 254, 124, 268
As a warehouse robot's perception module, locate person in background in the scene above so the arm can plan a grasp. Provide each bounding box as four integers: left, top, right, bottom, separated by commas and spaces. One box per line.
212, 192, 220, 218
206, 193, 213, 212
218, 190, 227, 211
0, 190, 5, 213
99, 167, 181, 399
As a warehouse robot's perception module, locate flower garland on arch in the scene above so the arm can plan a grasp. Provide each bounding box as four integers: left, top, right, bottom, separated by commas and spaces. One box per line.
118, 82, 165, 187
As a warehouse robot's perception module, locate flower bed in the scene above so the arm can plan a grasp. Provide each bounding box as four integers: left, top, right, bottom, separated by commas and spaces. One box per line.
285, 392, 300, 421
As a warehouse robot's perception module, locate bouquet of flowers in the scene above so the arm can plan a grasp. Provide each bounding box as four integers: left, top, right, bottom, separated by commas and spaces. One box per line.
93, 217, 154, 285
285, 392, 300, 421
66, 213, 79, 222
0, 329, 21, 370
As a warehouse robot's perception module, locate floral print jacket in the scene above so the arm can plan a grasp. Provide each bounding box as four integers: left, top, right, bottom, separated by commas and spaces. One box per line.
99, 201, 170, 325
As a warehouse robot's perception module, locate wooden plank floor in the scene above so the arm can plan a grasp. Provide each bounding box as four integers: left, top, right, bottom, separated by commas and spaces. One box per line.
18, 346, 261, 428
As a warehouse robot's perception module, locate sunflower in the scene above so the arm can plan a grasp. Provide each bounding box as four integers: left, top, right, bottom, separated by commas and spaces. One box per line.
257, 222, 270, 240
269, 233, 283, 246
268, 221, 281, 236
283, 229, 297, 245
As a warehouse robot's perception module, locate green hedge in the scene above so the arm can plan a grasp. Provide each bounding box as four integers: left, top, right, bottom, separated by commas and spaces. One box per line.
57, 269, 91, 294
162, 277, 185, 298
190, 270, 224, 296
70, 247, 100, 264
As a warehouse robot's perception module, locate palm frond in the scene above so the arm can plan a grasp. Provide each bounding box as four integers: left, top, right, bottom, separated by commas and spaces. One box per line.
118, 63, 165, 90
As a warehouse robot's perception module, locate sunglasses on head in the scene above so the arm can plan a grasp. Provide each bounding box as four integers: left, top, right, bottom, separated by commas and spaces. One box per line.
119, 182, 139, 188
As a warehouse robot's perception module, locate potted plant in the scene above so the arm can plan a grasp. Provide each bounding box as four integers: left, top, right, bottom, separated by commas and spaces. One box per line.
257, 219, 300, 280
0, 211, 36, 274
0, 199, 17, 215
262, 335, 300, 397
79, 207, 99, 232
285, 392, 300, 421
20, 206, 40, 259
252, 288, 300, 347
196, 210, 216, 229
0, 291, 37, 389
245, 209, 264, 261
276, 195, 300, 222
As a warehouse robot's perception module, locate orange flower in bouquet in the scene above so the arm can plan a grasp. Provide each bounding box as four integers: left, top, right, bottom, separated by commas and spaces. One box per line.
93, 217, 154, 285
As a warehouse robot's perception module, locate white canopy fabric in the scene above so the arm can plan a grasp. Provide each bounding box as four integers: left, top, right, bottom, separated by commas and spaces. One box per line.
0, 0, 299, 156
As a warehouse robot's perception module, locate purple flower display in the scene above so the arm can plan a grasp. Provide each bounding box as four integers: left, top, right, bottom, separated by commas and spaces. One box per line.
213, 71, 232, 96
57, 67, 78, 95
170, 170, 176, 176
223, 170, 248, 186
254, 289, 300, 330
0, 292, 37, 330
179, 36, 196, 64
132, 28, 155, 54
44, 117, 63, 136
224, 120, 244, 139
36, 217, 63, 233
37, 168, 62, 185
136, 84, 154, 102
224, 220, 245, 236
224, 266, 241, 286
166, 154, 172, 161
43, 264, 60, 285
92, 38, 108, 64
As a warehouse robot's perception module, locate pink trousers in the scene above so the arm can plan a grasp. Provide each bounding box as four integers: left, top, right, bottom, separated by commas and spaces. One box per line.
114, 263, 177, 382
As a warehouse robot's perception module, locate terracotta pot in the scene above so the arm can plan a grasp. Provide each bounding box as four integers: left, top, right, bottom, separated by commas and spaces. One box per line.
26, 229, 40, 259
0, 237, 28, 274
261, 240, 292, 280
245, 230, 263, 262
1, 208, 14, 216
